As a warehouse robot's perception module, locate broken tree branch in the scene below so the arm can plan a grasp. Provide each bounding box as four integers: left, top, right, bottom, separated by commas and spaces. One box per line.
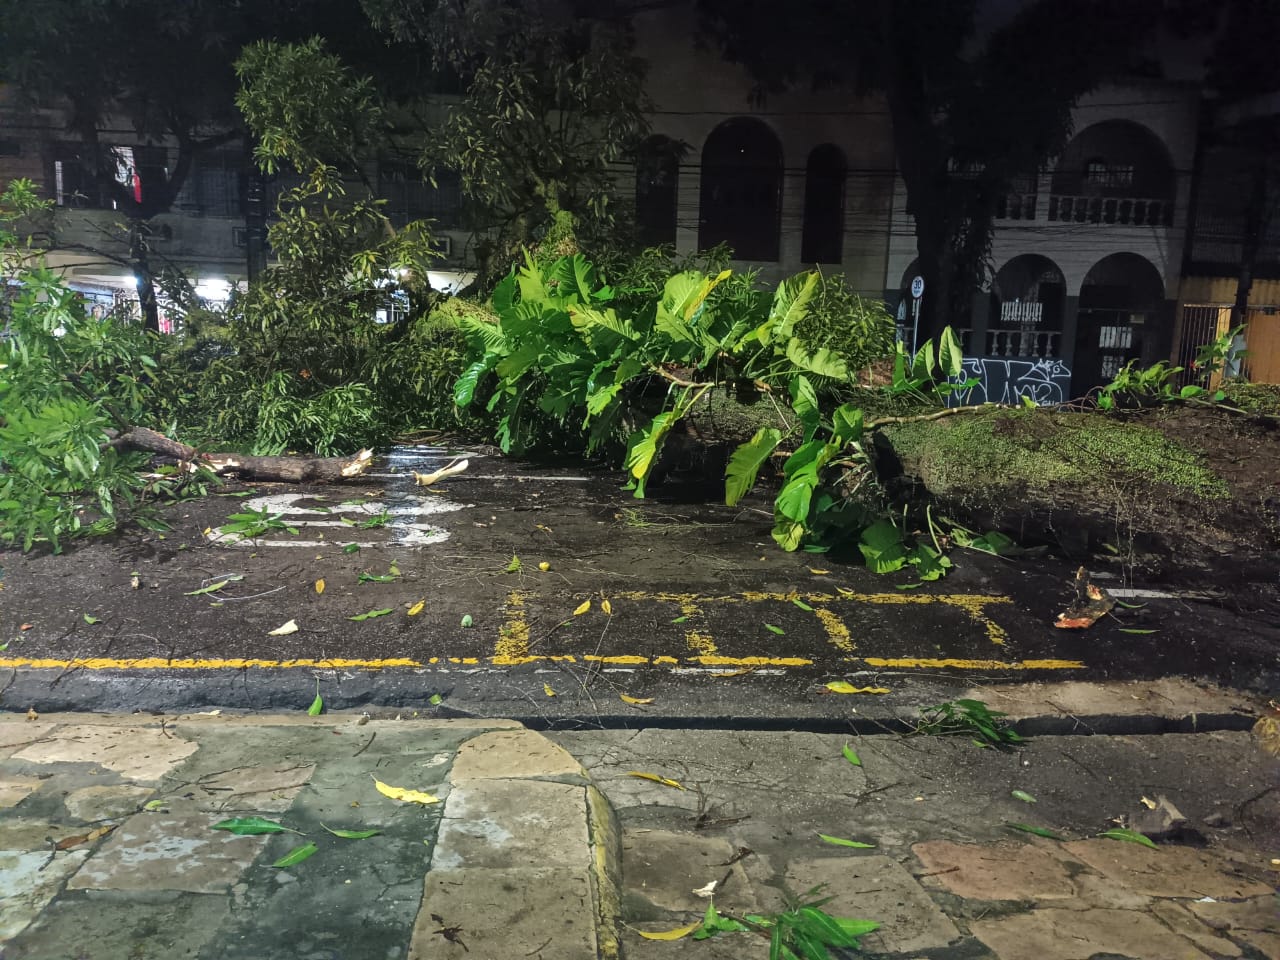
111, 426, 373, 483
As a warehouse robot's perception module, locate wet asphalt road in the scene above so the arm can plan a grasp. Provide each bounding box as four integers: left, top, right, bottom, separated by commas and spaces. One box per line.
0, 445, 1276, 723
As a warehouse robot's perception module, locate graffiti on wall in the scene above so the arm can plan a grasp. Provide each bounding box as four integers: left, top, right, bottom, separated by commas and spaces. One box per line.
948, 357, 1072, 407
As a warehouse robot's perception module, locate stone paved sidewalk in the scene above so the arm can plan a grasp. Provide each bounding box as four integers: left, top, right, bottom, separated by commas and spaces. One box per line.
551, 728, 1279, 960
0, 712, 618, 960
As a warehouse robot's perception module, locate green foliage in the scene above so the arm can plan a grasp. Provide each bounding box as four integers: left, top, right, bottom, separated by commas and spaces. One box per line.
692, 887, 879, 960
0, 180, 208, 552
218, 508, 299, 540
915, 698, 1025, 748
792, 273, 897, 378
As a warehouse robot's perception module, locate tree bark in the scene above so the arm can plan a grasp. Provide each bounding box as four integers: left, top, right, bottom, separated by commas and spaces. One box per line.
113, 426, 374, 483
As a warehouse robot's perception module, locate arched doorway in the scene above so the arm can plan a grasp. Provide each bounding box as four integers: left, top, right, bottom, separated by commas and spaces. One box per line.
1075, 253, 1166, 391
698, 118, 782, 261
989, 254, 1066, 358
1049, 121, 1175, 226
800, 143, 846, 264
634, 135, 680, 246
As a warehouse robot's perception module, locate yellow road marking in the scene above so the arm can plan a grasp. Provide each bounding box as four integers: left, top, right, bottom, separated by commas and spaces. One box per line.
494, 589, 532, 665
0, 655, 1083, 671
812, 607, 854, 653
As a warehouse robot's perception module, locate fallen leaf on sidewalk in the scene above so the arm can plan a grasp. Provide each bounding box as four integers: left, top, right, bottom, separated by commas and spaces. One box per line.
184, 576, 242, 597
315, 579, 325, 594
543, 683, 556, 697
407, 600, 425, 616
272, 842, 318, 867
82, 614, 101, 624
627, 771, 685, 790
637, 921, 702, 941
268, 619, 299, 636
818, 833, 875, 848
320, 823, 381, 839
1011, 790, 1037, 804
212, 816, 302, 836
55, 825, 115, 850
764, 623, 785, 635
842, 743, 862, 767
1097, 827, 1157, 848
307, 680, 323, 717
620, 694, 653, 705
602, 599, 613, 615
573, 599, 591, 616
823, 682, 890, 695
504, 555, 522, 573
807, 568, 830, 575
372, 776, 439, 805
791, 598, 814, 612
348, 608, 393, 621
1006, 822, 1065, 840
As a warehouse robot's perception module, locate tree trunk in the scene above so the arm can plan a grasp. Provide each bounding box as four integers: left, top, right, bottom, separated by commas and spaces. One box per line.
129, 220, 161, 334
113, 426, 374, 483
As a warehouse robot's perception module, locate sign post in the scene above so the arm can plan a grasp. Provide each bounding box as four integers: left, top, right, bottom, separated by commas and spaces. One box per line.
909, 275, 925, 353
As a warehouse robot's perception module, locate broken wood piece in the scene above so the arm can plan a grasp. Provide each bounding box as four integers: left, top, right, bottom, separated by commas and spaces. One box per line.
1054, 566, 1116, 629
112, 426, 373, 482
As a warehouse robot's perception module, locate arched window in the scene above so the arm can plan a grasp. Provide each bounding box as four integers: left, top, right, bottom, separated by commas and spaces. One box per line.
635, 135, 679, 246
698, 118, 782, 261
801, 143, 846, 264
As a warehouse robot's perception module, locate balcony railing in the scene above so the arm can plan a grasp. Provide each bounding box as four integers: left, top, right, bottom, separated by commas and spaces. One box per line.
987, 328, 1061, 358
1047, 195, 1172, 227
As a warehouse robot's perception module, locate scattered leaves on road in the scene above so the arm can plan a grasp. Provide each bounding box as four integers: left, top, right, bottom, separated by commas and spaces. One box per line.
307, 680, 323, 716
638, 921, 702, 942
407, 600, 425, 616
184, 576, 243, 596
55, 825, 114, 850
602, 599, 613, 615
671, 615, 689, 623
212, 817, 301, 836
791, 598, 814, 612
818, 833, 875, 849
372, 776, 439, 805
627, 771, 685, 790
1098, 828, 1157, 848
543, 683, 556, 697
321, 823, 381, 839
342, 543, 361, 554
272, 842, 318, 867
764, 623, 785, 635
460, 614, 473, 628
807, 568, 830, 575
505, 555, 522, 573
268, 619, 299, 636
1117, 628, 1158, 635
824, 682, 890, 695
842, 743, 862, 767
538, 561, 550, 571
1006, 823, 1065, 840
620, 694, 654, 705
348, 608, 393, 621
1012, 790, 1037, 804
82, 614, 100, 625
573, 599, 591, 616
315, 579, 325, 594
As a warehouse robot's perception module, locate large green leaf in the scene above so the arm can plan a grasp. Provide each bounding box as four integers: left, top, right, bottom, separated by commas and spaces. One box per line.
832, 404, 863, 446
724, 427, 783, 506
459, 315, 506, 354
212, 816, 301, 836
752, 270, 818, 345
785, 338, 850, 380
570, 305, 638, 341
624, 411, 675, 481
775, 472, 818, 523
655, 272, 705, 343
585, 383, 623, 416
939, 326, 965, 377
772, 518, 805, 551
453, 359, 490, 407
859, 520, 908, 573
789, 375, 819, 420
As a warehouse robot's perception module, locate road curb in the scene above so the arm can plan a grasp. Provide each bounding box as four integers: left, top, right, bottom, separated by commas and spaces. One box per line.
410, 725, 623, 959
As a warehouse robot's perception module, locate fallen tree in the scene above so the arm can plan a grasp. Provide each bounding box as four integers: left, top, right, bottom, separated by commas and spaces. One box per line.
108, 426, 373, 483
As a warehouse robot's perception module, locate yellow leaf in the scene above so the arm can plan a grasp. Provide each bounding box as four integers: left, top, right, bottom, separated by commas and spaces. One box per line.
315, 579, 325, 594
808, 567, 831, 575
573, 599, 591, 616
538, 561, 550, 572
267, 619, 299, 636
627, 771, 684, 790
825, 682, 890, 695
620, 694, 654, 705
638, 922, 702, 941
372, 776, 439, 805
602, 599, 613, 616
407, 600, 425, 616
543, 683, 556, 697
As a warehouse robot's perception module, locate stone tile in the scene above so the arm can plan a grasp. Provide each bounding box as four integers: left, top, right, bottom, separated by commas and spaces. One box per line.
0, 817, 76, 850
1187, 895, 1280, 958
63, 784, 154, 821
3, 891, 231, 960
1062, 839, 1274, 899
450, 728, 585, 780
912, 840, 1077, 901
66, 813, 262, 893
0, 849, 89, 941
12, 724, 197, 781
0, 721, 56, 757
432, 779, 587, 871
411, 865, 598, 960
970, 907, 1216, 960
622, 829, 758, 915
785, 856, 961, 955
1150, 900, 1242, 958
0, 772, 45, 808
174, 761, 315, 813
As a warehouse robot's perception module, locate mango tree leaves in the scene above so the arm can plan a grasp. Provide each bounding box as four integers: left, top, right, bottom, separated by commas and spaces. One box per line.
348, 608, 392, 621
1098, 828, 1157, 848
321, 823, 381, 839
271, 842, 318, 867
818, 833, 875, 849
212, 817, 301, 836
372, 776, 439, 805
842, 743, 862, 767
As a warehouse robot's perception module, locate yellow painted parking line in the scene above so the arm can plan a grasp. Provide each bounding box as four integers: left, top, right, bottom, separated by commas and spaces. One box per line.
0, 655, 1084, 672
494, 589, 533, 665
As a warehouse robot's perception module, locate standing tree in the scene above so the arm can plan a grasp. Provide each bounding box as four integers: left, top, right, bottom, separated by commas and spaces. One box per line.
698, 0, 1162, 337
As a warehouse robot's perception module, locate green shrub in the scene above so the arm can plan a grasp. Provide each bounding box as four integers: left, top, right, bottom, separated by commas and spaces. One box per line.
792, 273, 896, 377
